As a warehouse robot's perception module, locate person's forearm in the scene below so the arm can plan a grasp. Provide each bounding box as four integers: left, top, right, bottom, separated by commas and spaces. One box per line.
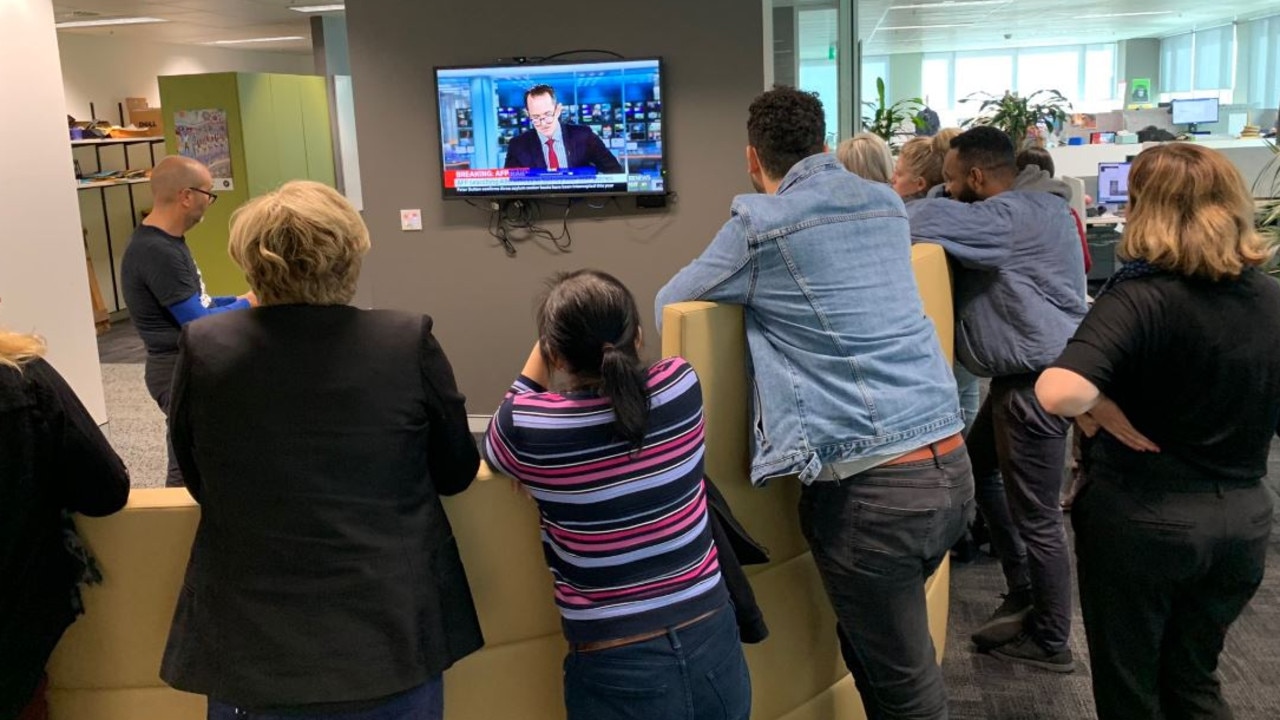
520, 342, 552, 388
168, 294, 250, 325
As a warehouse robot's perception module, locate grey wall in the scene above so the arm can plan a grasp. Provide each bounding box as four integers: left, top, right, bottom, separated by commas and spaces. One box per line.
1118, 38, 1160, 95
346, 0, 764, 409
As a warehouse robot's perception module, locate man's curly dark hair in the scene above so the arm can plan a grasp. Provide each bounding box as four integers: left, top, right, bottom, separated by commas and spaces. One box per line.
747, 86, 826, 180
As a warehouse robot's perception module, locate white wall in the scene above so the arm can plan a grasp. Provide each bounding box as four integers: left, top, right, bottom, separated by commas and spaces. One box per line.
59, 33, 313, 121
0, 0, 107, 422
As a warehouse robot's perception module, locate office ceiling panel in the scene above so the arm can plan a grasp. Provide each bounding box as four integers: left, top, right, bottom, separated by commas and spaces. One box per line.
50, 0, 1280, 57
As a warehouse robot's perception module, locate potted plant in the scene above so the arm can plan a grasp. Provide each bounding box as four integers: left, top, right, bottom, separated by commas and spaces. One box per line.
961, 89, 1072, 148
861, 77, 925, 148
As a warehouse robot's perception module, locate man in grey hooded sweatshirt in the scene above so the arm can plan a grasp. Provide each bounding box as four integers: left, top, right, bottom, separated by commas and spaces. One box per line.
909, 126, 1087, 673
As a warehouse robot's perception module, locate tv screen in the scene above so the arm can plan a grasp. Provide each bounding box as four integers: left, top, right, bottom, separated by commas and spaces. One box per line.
1171, 97, 1219, 126
434, 58, 666, 199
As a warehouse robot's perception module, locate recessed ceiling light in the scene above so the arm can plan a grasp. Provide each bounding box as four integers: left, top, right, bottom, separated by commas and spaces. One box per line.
880, 23, 976, 30
209, 36, 307, 45
890, 1, 1005, 9
55, 16, 167, 29
288, 4, 345, 11
1076, 11, 1174, 18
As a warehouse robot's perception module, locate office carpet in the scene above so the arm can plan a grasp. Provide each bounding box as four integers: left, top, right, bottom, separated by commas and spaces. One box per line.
96, 321, 1280, 717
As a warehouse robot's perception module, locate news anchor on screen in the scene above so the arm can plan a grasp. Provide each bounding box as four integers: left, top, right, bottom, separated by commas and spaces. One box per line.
505, 85, 623, 173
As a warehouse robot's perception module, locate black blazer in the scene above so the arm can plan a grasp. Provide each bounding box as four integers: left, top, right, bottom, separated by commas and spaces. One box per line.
503, 123, 624, 173
159, 306, 483, 709
0, 358, 129, 717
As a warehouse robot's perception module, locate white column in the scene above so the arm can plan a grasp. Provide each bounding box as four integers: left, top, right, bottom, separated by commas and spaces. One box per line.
0, 0, 107, 422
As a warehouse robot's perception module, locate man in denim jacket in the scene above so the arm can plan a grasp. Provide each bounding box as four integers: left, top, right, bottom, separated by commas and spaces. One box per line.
657, 87, 973, 720
909, 126, 1087, 673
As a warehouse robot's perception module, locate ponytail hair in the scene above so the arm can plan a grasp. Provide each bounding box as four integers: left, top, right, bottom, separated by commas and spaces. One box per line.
537, 270, 650, 450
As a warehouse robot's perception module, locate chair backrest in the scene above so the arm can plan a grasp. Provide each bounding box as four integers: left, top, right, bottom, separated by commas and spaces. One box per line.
1062, 175, 1087, 220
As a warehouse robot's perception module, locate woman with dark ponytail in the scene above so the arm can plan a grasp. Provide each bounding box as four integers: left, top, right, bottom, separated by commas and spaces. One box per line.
485, 269, 751, 720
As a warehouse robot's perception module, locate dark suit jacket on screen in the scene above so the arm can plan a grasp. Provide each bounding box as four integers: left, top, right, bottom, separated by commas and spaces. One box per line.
504, 123, 623, 173
159, 305, 483, 710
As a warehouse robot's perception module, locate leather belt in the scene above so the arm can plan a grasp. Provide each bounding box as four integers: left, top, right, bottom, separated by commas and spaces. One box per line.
882, 432, 965, 467
570, 607, 722, 654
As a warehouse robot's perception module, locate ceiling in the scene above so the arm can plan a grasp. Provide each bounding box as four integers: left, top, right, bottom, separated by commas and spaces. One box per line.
53, 0, 1280, 57
783, 0, 1278, 55
51, 0, 336, 53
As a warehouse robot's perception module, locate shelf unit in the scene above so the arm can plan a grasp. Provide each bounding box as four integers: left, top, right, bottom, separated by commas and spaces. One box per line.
73, 137, 165, 312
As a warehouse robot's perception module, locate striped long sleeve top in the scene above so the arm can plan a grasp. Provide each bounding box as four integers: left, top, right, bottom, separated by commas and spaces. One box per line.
483, 356, 728, 643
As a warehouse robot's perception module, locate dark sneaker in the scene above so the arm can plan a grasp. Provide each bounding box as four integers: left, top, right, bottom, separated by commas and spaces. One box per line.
970, 589, 1033, 650
989, 633, 1075, 673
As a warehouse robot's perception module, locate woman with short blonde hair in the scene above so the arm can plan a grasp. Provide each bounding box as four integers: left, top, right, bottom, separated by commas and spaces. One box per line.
227, 180, 371, 306
163, 180, 483, 719
891, 128, 959, 201
0, 330, 45, 369
836, 132, 894, 184
1036, 142, 1280, 719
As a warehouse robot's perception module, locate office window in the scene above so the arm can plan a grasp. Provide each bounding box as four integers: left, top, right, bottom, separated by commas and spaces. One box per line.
921, 54, 952, 109
955, 52, 1013, 107
1194, 25, 1235, 91
1017, 48, 1079, 99
1160, 33, 1194, 93
1083, 45, 1117, 102
862, 55, 890, 104
796, 7, 840, 142
1244, 15, 1279, 109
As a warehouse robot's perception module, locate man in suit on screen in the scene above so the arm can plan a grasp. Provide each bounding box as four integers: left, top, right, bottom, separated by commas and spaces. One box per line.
503, 84, 623, 173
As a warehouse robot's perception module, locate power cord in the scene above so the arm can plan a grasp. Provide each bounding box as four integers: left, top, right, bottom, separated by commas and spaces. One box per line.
469, 199, 574, 256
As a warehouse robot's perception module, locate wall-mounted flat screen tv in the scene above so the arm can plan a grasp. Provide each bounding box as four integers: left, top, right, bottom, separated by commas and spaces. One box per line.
434, 58, 665, 199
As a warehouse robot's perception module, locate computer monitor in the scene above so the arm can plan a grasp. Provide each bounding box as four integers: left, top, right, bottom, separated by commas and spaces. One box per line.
1097, 162, 1131, 206
1170, 98, 1219, 130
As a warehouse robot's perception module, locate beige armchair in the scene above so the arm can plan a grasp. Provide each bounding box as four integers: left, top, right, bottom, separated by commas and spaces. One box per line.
46, 243, 954, 720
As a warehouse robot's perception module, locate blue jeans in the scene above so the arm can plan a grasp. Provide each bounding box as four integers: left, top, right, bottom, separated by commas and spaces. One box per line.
563, 602, 750, 720
799, 445, 974, 720
207, 677, 442, 720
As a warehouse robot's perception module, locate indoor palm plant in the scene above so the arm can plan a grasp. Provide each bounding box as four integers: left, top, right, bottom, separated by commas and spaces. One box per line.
961, 89, 1072, 148
861, 77, 925, 148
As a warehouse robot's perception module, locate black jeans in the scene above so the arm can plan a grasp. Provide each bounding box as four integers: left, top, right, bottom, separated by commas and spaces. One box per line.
143, 352, 183, 487
966, 374, 1072, 650
799, 445, 974, 720
1073, 471, 1273, 720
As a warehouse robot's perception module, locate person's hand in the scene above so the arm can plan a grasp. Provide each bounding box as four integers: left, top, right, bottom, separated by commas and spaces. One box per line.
239, 291, 258, 307
1088, 396, 1159, 452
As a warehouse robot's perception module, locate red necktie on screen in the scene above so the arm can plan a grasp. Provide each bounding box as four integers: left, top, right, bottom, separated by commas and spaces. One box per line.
546, 138, 560, 170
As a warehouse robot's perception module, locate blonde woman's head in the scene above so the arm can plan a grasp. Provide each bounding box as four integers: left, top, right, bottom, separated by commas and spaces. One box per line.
836, 132, 894, 184
0, 330, 45, 371
892, 128, 959, 200
1121, 143, 1269, 281
228, 181, 370, 306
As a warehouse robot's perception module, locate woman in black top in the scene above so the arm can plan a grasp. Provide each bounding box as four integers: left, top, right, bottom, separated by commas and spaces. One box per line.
1036, 143, 1280, 720
159, 182, 483, 719
0, 330, 130, 718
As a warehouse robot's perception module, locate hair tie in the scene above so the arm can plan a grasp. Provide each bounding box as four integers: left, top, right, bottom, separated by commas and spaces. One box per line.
602, 342, 617, 353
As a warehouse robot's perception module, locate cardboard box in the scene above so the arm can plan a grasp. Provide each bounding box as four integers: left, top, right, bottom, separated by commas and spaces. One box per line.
127, 105, 164, 136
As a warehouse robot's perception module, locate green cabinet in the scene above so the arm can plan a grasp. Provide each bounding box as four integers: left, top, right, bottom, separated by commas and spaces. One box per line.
159, 73, 335, 294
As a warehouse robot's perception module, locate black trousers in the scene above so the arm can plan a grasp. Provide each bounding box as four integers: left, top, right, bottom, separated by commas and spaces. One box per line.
799, 445, 974, 720
143, 352, 183, 487
1073, 471, 1272, 720
966, 374, 1073, 650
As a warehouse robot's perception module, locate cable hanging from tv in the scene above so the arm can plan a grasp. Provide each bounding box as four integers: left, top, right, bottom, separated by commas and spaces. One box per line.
470, 199, 574, 257
511, 49, 626, 64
